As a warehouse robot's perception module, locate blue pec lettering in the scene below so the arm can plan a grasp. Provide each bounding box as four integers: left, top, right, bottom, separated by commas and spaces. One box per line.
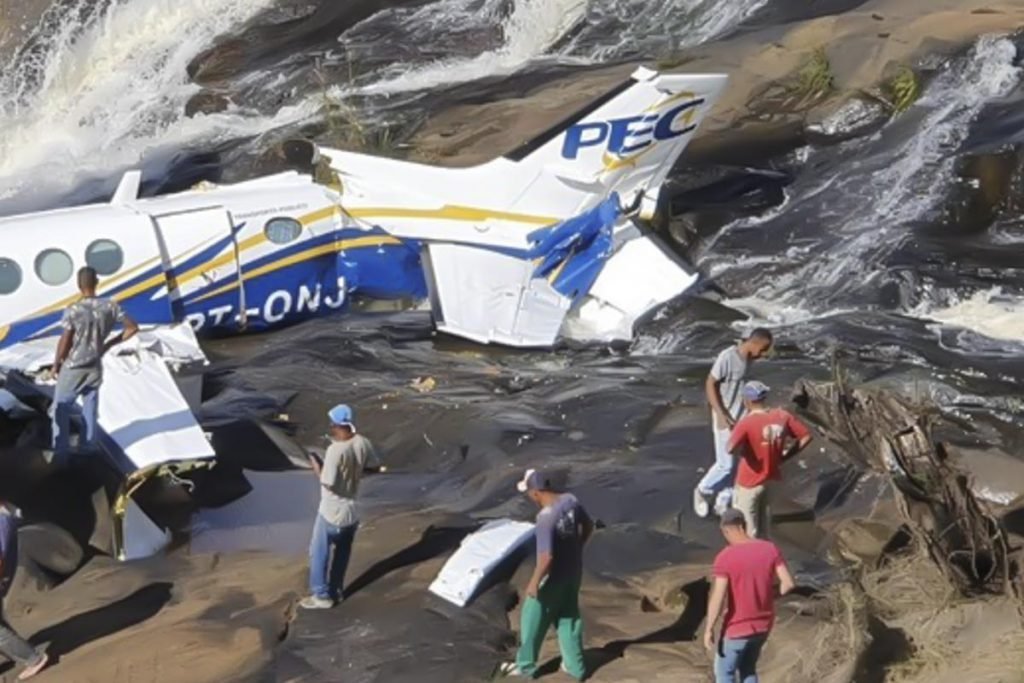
560, 99, 703, 160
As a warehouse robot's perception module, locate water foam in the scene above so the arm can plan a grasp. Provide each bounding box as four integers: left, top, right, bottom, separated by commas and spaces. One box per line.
354, 0, 588, 96
918, 288, 1024, 345
565, 0, 768, 62
0, 0, 305, 208
354, 0, 767, 96
709, 36, 1022, 314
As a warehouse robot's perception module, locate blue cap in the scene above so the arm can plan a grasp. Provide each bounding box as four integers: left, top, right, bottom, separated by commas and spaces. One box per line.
328, 404, 356, 431
742, 381, 770, 402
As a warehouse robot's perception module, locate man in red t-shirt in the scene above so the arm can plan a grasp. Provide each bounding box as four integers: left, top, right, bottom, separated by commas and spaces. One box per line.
704, 509, 795, 683
727, 381, 812, 538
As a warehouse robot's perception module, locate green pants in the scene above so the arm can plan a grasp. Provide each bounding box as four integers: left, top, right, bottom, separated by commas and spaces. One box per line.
515, 579, 585, 680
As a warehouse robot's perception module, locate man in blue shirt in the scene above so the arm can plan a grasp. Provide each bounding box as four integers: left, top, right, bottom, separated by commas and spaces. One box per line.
500, 469, 593, 680
0, 506, 48, 679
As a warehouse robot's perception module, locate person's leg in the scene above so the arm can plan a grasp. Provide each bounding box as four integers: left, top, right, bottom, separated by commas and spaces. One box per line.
714, 637, 744, 683
0, 604, 44, 670
51, 370, 79, 462
78, 372, 101, 451
514, 584, 556, 676
308, 514, 333, 599
733, 485, 765, 540
327, 522, 358, 601
554, 581, 586, 680
737, 633, 768, 683
697, 426, 735, 510
756, 484, 771, 540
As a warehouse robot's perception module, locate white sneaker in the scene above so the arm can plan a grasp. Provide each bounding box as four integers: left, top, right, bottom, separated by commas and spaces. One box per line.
693, 487, 712, 519
499, 662, 527, 677
18, 652, 48, 681
299, 595, 334, 610
713, 492, 732, 517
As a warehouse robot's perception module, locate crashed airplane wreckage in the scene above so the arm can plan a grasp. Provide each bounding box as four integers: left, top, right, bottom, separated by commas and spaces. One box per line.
0, 67, 726, 559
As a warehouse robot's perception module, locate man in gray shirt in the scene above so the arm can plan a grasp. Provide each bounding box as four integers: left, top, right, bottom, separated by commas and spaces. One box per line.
301, 403, 384, 609
51, 267, 138, 464
501, 469, 593, 680
693, 328, 773, 519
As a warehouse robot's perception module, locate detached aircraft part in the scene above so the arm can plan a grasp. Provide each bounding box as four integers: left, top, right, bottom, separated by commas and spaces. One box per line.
429, 519, 535, 608
0, 325, 213, 561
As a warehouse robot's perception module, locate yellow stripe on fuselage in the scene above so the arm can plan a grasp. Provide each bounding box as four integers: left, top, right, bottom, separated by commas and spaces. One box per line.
346, 205, 557, 226
189, 235, 400, 305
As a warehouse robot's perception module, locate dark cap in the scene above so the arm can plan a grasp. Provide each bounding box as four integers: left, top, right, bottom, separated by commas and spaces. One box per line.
719, 508, 747, 528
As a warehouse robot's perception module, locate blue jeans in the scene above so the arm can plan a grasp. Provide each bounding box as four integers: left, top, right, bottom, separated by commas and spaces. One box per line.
715, 633, 768, 683
52, 366, 102, 462
697, 425, 736, 510
308, 515, 358, 600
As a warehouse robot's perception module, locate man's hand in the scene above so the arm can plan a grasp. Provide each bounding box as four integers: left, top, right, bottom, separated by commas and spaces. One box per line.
703, 627, 715, 652
307, 451, 322, 478
525, 580, 539, 600
717, 410, 735, 429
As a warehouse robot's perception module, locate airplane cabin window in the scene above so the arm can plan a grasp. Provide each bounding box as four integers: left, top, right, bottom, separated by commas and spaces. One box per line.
0, 258, 21, 295
86, 239, 124, 275
35, 249, 74, 286
264, 217, 303, 245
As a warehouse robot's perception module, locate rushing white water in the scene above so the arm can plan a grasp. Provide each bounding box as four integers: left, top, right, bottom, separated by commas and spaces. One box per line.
352, 0, 590, 96
920, 288, 1024, 345
707, 36, 1022, 332
354, 0, 766, 96
564, 0, 769, 62
0, 0, 773, 209
0, 0, 309, 207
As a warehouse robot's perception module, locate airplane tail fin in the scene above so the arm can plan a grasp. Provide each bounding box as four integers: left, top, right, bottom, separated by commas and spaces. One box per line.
500, 66, 728, 218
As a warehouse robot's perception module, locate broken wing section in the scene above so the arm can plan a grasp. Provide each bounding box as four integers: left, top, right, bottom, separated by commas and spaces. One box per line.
564, 227, 700, 343
423, 195, 620, 346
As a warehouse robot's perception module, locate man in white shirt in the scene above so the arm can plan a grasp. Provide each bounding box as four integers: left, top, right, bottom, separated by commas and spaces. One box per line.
301, 404, 383, 609
693, 328, 773, 519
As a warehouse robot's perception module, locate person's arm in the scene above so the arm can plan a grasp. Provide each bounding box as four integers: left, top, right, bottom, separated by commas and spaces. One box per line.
782, 413, 813, 462
318, 446, 341, 490
705, 352, 734, 428
307, 451, 323, 478
121, 315, 139, 342
775, 560, 796, 596
705, 374, 733, 429
526, 512, 555, 599
580, 507, 595, 546
727, 421, 748, 458
362, 441, 387, 474
53, 327, 74, 374
703, 575, 729, 651
101, 307, 138, 356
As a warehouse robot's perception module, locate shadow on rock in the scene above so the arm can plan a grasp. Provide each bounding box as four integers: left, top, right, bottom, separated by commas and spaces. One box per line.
27, 582, 172, 666
344, 524, 478, 599
539, 578, 710, 678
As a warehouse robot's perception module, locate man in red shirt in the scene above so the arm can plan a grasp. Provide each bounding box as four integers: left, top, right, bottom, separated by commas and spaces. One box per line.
727, 381, 812, 538
704, 509, 795, 682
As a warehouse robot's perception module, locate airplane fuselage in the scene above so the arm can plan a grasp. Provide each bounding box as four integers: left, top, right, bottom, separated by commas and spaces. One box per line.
0, 172, 425, 349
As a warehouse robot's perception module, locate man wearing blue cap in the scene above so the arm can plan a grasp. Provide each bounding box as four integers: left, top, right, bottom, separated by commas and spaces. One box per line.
300, 403, 384, 609
727, 381, 812, 538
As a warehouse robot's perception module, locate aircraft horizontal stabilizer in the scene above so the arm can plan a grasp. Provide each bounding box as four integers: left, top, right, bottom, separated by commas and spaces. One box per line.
423, 196, 620, 346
